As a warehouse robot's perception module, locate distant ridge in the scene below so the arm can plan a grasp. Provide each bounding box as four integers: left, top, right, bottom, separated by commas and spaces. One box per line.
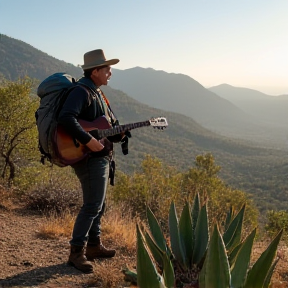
0, 34, 82, 81
209, 84, 288, 127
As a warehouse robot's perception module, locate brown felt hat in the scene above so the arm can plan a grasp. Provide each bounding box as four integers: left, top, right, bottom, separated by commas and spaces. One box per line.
81, 49, 119, 70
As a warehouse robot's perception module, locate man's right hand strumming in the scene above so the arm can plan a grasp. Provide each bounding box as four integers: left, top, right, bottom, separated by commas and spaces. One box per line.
86, 137, 104, 152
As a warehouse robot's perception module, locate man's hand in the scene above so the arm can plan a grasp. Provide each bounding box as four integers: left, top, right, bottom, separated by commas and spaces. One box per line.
86, 137, 104, 152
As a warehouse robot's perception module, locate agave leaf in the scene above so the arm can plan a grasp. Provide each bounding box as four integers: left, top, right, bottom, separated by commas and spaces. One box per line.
122, 266, 138, 284
244, 230, 283, 288
179, 201, 193, 268
162, 253, 175, 288
224, 206, 234, 230
263, 258, 280, 288
191, 193, 200, 254
168, 202, 186, 270
144, 230, 164, 268
147, 206, 168, 253
223, 204, 245, 251
191, 193, 200, 231
231, 228, 256, 288
192, 203, 209, 266
136, 224, 162, 288
199, 224, 231, 288
228, 242, 243, 267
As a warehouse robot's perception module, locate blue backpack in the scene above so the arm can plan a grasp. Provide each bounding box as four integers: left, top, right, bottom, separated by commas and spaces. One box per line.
35, 73, 82, 167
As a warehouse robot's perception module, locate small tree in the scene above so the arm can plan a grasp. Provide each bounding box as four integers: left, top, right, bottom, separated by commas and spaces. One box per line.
180, 153, 258, 229
110, 155, 181, 221
0, 77, 38, 186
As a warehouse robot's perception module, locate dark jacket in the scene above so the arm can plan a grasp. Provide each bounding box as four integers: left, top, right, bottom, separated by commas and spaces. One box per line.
58, 77, 108, 145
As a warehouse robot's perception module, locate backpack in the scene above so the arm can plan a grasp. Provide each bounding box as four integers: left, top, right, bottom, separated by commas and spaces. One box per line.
35, 73, 80, 167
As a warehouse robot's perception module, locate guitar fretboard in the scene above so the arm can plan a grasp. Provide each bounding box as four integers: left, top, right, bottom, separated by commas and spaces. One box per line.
97, 120, 151, 139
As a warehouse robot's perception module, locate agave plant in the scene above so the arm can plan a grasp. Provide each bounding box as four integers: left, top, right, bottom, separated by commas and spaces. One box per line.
124, 193, 282, 288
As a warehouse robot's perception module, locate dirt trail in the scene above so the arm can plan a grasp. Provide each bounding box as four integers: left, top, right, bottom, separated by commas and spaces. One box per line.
0, 207, 95, 288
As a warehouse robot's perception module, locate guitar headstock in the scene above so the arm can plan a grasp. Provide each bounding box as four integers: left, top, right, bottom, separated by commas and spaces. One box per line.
149, 117, 168, 129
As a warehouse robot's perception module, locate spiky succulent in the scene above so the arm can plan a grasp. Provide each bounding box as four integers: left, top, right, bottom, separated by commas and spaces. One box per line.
124, 193, 282, 288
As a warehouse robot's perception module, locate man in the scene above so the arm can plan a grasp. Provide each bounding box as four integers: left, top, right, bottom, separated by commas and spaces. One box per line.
58, 49, 123, 273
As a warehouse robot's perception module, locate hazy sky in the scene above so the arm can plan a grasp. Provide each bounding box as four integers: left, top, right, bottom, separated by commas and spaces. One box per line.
1, 0, 287, 95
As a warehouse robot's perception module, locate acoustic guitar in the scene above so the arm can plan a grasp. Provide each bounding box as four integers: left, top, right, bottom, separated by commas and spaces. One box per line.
54, 116, 168, 165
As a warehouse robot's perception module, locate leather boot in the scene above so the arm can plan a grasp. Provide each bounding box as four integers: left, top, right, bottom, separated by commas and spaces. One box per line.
86, 237, 116, 260
68, 245, 94, 273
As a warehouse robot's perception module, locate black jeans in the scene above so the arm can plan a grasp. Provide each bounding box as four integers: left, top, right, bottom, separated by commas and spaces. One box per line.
70, 156, 109, 246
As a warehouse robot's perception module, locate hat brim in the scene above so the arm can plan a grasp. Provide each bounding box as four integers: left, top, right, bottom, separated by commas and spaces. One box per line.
81, 59, 119, 70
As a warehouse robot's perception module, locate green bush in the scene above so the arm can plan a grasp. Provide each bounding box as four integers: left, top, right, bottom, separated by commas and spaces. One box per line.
0, 77, 38, 186
109, 154, 258, 230
109, 155, 181, 223
266, 210, 288, 244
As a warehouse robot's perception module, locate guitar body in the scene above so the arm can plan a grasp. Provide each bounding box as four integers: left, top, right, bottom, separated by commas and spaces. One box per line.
54, 116, 112, 166
53, 115, 168, 166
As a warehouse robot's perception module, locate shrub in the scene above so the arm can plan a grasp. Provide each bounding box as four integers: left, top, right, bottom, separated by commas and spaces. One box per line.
23, 166, 81, 214
266, 210, 288, 244
109, 154, 258, 231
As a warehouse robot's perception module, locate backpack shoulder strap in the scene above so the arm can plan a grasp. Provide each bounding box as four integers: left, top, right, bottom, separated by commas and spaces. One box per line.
75, 83, 95, 106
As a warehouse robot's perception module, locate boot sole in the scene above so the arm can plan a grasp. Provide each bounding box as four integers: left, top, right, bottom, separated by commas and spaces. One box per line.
67, 261, 94, 274
86, 253, 116, 261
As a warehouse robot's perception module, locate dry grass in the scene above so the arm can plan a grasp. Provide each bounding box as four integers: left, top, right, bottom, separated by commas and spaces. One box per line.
89, 205, 138, 288
90, 256, 137, 288
0, 184, 17, 210
36, 203, 138, 287
37, 203, 137, 248
37, 210, 75, 239
101, 205, 137, 252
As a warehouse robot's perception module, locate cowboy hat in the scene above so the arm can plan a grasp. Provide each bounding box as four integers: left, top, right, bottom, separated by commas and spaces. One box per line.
81, 49, 119, 70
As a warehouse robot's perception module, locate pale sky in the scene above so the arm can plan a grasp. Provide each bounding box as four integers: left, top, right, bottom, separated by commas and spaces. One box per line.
1, 0, 288, 95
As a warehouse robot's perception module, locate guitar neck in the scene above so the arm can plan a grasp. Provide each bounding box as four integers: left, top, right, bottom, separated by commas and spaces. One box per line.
97, 120, 151, 139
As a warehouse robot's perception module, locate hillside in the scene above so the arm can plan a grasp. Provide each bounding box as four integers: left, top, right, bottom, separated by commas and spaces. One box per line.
0, 34, 82, 81
1, 35, 288, 213
101, 86, 288, 213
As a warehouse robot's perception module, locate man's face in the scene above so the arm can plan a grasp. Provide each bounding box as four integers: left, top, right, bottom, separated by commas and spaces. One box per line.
91, 66, 112, 86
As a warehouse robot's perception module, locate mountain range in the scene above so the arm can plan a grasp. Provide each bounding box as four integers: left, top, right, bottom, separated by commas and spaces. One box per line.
1, 34, 287, 213
109, 68, 288, 149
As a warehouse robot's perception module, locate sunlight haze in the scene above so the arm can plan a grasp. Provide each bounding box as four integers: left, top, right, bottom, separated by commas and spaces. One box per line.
1, 0, 287, 95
